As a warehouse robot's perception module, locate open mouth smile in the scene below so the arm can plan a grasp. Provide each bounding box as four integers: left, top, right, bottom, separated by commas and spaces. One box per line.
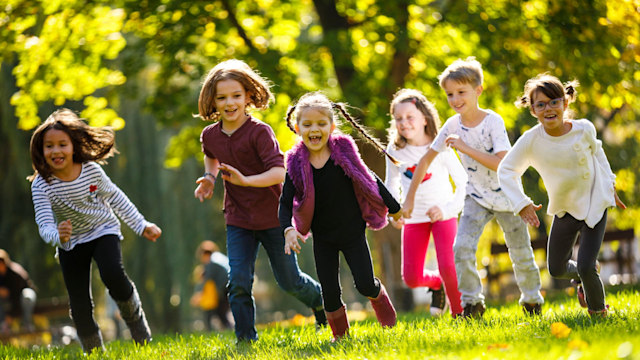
51, 157, 65, 165
308, 135, 322, 144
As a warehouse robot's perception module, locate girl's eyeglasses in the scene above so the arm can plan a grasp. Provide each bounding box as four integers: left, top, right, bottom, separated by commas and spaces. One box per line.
533, 98, 564, 113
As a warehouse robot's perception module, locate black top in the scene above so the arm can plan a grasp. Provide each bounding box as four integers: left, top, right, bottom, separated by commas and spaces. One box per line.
279, 158, 400, 242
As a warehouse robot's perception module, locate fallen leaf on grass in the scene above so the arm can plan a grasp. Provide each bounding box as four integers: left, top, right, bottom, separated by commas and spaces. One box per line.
567, 339, 588, 350
551, 322, 571, 339
487, 343, 510, 351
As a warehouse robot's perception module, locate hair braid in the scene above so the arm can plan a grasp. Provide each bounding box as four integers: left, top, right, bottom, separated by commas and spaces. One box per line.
332, 102, 400, 166
285, 105, 297, 134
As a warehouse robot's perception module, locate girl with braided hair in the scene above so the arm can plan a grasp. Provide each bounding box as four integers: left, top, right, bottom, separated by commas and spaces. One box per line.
278, 92, 402, 341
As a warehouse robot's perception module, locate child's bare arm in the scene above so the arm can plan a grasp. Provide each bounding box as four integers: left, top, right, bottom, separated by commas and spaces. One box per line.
403, 148, 438, 218
446, 135, 505, 171
219, 164, 285, 187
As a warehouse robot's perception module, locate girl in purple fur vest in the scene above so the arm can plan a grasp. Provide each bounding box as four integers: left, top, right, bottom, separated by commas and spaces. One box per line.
278, 92, 402, 342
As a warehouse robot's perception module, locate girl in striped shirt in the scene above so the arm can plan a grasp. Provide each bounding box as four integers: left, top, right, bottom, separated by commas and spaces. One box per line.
29, 109, 161, 353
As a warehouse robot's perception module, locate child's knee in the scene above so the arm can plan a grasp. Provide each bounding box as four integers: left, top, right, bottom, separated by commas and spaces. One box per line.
354, 280, 378, 298
402, 273, 421, 288
547, 262, 566, 278
576, 262, 598, 278
508, 245, 536, 264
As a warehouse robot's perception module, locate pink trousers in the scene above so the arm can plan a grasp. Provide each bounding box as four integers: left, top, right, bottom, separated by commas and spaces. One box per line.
401, 218, 462, 315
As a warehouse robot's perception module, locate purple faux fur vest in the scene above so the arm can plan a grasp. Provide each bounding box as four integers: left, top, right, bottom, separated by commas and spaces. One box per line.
285, 133, 388, 236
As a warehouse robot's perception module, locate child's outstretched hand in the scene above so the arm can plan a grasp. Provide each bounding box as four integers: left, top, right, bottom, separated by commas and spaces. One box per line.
219, 163, 248, 186
426, 206, 443, 222
58, 220, 72, 244
519, 203, 542, 228
284, 228, 305, 255
614, 188, 626, 209
143, 223, 162, 242
194, 176, 215, 202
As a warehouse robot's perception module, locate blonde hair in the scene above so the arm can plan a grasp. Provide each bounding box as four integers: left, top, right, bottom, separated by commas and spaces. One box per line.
438, 57, 484, 88
515, 73, 578, 116
28, 109, 116, 182
285, 92, 400, 165
197, 59, 274, 121
388, 88, 440, 149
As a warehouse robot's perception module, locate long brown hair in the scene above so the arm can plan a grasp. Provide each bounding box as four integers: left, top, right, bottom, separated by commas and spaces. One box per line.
388, 88, 440, 149
197, 59, 274, 121
28, 109, 116, 182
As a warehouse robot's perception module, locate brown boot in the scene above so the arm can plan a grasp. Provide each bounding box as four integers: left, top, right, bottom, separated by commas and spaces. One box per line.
325, 305, 349, 341
368, 283, 396, 328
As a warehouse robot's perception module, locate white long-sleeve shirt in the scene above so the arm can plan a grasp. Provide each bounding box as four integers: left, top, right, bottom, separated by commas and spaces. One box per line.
498, 119, 616, 228
31, 161, 150, 250
385, 143, 467, 224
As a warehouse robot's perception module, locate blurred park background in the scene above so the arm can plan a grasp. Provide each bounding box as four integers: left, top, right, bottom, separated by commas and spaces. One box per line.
1, 0, 639, 337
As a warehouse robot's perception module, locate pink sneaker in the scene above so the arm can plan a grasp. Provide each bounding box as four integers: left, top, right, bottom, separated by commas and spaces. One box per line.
577, 285, 588, 308
588, 304, 609, 317
571, 279, 588, 308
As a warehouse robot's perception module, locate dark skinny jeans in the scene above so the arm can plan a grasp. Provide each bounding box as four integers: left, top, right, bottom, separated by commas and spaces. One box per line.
313, 232, 381, 312
547, 210, 607, 311
58, 235, 134, 337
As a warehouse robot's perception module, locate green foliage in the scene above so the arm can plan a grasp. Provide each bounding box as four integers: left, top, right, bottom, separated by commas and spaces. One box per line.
3, 287, 640, 359
1, 0, 127, 129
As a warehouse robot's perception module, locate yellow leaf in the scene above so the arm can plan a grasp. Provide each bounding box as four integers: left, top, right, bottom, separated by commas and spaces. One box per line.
568, 339, 588, 350
551, 322, 571, 339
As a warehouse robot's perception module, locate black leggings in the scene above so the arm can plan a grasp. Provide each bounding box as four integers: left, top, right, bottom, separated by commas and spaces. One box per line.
313, 233, 380, 312
547, 210, 607, 311
58, 235, 134, 336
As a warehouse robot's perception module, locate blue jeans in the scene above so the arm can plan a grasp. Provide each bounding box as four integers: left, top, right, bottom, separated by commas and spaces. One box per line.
226, 225, 323, 341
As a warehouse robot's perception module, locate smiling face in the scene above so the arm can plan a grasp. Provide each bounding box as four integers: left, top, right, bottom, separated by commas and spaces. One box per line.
43, 128, 74, 178
393, 102, 429, 146
531, 90, 569, 136
297, 108, 335, 155
214, 79, 250, 131
442, 79, 482, 116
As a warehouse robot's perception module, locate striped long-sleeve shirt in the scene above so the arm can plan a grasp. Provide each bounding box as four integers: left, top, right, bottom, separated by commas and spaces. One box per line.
31, 161, 150, 250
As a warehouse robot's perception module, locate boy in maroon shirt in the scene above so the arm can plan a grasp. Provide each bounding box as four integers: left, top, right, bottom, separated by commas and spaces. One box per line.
194, 60, 324, 342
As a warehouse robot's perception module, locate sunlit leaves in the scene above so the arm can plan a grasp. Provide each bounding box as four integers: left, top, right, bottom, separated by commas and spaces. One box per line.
6, 1, 127, 129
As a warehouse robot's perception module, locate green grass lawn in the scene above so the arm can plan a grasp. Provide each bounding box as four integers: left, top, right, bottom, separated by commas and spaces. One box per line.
3, 286, 640, 359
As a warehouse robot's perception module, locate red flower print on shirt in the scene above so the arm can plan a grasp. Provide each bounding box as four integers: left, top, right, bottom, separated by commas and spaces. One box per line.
404, 165, 432, 183
89, 185, 97, 193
